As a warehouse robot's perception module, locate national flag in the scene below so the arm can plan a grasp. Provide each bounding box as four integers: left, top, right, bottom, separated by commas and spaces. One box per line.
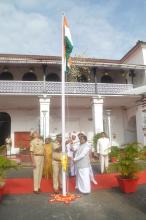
64, 16, 73, 73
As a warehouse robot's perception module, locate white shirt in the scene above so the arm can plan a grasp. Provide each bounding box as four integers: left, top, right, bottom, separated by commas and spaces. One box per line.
96, 137, 111, 155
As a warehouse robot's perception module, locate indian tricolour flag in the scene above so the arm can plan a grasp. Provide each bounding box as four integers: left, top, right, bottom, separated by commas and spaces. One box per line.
64, 16, 73, 73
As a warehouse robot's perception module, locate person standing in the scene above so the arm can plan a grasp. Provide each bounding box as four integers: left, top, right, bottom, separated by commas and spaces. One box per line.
30, 131, 44, 194
74, 135, 91, 194
66, 132, 78, 176
5, 137, 12, 156
43, 137, 53, 179
78, 133, 97, 185
96, 132, 111, 174
52, 134, 62, 193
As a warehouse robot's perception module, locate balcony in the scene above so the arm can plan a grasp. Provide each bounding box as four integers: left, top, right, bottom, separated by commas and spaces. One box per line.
0, 81, 133, 96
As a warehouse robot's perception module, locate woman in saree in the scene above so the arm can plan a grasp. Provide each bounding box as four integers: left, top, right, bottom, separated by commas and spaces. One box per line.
43, 137, 53, 179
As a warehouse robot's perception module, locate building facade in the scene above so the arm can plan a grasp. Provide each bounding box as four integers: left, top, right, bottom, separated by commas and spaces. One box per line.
0, 41, 146, 153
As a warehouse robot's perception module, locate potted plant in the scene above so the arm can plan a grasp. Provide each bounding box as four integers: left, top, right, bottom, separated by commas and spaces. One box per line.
109, 146, 120, 162
0, 146, 18, 201
108, 143, 143, 193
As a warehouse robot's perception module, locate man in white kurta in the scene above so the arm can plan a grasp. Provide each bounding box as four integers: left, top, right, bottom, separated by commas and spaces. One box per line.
76, 132, 97, 185
97, 132, 111, 174
74, 135, 91, 194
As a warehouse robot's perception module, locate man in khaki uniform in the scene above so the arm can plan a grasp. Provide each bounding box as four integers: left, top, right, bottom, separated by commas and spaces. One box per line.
52, 134, 62, 193
30, 131, 44, 194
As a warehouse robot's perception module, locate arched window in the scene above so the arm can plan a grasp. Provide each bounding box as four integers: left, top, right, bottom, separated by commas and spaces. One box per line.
0, 112, 11, 146
46, 73, 60, 82
22, 72, 37, 81
0, 72, 13, 80
101, 75, 113, 83
77, 74, 88, 82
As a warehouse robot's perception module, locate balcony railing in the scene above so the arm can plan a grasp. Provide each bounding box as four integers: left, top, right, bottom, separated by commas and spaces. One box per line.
0, 81, 133, 95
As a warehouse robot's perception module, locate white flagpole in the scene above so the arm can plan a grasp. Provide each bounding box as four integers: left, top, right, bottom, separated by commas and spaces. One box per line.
61, 14, 67, 196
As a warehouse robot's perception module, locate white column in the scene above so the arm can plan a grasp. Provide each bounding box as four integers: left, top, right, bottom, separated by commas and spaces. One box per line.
39, 96, 51, 142
142, 97, 146, 145
136, 98, 146, 145
143, 111, 146, 145
91, 97, 103, 134
105, 109, 112, 144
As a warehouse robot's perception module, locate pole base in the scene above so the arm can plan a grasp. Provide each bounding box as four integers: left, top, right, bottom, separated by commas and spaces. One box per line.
49, 193, 80, 204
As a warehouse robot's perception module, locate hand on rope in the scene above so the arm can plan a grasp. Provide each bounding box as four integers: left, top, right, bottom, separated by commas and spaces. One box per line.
61, 153, 68, 172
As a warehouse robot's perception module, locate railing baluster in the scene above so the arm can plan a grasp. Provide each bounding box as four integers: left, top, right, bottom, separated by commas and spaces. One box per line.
0, 81, 133, 95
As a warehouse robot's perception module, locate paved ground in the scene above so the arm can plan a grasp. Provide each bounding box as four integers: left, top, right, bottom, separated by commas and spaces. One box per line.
1, 167, 146, 220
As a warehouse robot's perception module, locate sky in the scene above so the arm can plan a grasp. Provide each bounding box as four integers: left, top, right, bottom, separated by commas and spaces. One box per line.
0, 0, 146, 59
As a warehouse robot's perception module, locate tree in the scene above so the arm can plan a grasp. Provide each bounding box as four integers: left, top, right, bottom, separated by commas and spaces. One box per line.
66, 56, 93, 82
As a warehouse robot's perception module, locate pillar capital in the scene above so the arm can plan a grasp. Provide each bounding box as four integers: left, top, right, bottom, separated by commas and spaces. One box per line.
142, 96, 146, 112
105, 109, 112, 116
39, 95, 51, 104
91, 96, 104, 105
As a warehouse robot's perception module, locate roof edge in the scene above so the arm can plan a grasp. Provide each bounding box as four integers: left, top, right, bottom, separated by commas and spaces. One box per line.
120, 41, 146, 63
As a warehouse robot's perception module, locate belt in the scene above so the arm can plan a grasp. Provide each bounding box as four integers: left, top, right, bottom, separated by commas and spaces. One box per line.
53, 159, 61, 162
34, 154, 44, 156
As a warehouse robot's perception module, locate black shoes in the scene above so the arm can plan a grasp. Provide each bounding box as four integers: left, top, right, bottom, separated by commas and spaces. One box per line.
33, 190, 40, 194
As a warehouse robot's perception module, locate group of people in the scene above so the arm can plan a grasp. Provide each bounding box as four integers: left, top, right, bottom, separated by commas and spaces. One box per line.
29, 130, 111, 195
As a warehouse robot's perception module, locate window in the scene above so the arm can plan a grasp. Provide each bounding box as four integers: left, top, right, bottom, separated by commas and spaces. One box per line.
46, 73, 60, 82
22, 72, 37, 81
77, 74, 88, 82
101, 75, 113, 83
0, 72, 13, 80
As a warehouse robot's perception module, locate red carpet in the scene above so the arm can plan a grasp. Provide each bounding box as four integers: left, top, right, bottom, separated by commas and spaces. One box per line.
3, 171, 146, 195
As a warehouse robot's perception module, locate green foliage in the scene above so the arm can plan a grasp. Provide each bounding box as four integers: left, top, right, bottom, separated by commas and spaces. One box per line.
0, 156, 18, 183
66, 55, 93, 82
139, 146, 146, 160
67, 65, 92, 82
108, 143, 143, 179
93, 133, 101, 149
0, 145, 6, 154
109, 146, 120, 158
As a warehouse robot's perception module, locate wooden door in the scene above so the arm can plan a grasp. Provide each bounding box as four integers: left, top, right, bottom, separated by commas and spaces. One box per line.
14, 132, 30, 148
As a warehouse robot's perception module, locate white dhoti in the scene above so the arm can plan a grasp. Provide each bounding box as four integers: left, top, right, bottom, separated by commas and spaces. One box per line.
76, 167, 91, 193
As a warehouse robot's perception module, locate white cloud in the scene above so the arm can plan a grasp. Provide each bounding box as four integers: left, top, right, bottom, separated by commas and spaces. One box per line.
0, 0, 145, 59
0, 1, 60, 55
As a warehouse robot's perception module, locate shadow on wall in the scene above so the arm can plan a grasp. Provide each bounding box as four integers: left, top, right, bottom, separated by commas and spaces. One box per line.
125, 116, 137, 143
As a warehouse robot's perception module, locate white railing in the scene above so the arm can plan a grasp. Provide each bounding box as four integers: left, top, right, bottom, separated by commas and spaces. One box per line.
0, 81, 133, 95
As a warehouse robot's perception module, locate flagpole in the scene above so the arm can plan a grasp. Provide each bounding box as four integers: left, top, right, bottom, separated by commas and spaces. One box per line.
61, 13, 67, 196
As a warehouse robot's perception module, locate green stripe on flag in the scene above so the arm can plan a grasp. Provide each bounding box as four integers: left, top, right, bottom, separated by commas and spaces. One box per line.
65, 36, 73, 73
